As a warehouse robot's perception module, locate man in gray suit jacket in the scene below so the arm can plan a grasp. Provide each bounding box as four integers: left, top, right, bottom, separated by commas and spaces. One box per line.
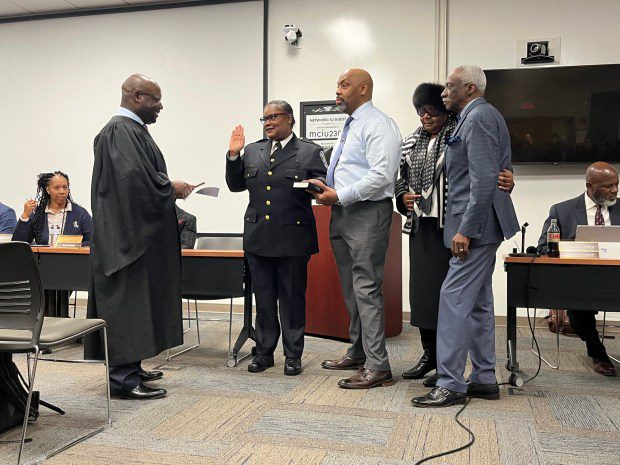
413, 65, 519, 407
536, 162, 618, 376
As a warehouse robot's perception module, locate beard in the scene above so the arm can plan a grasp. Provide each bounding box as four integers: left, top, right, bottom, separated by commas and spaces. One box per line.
336, 100, 347, 112
594, 193, 617, 207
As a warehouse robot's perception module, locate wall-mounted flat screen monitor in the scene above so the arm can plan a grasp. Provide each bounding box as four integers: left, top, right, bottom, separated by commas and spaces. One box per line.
484, 64, 620, 164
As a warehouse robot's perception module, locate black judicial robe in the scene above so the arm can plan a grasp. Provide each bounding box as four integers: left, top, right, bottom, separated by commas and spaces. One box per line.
85, 116, 182, 366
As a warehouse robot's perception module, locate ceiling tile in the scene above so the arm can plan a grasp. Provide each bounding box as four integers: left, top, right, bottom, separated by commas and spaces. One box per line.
124, 0, 182, 4
0, 0, 29, 16
67, 0, 128, 8
9, 0, 78, 13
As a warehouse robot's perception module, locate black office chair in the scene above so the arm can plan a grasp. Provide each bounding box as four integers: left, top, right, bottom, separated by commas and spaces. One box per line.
167, 233, 244, 360
0, 242, 110, 465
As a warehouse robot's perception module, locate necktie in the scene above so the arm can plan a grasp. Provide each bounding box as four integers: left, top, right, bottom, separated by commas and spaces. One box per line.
326, 116, 354, 188
595, 205, 605, 225
270, 141, 281, 164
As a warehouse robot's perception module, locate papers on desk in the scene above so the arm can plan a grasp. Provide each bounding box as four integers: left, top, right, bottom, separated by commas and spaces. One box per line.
0, 234, 12, 243
195, 186, 220, 197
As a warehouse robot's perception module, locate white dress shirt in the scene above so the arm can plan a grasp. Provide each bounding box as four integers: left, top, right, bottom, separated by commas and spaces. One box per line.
331, 101, 402, 206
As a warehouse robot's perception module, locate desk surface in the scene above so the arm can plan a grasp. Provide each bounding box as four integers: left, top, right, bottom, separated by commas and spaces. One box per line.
504, 256, 620, 266
31, 247, 243, 258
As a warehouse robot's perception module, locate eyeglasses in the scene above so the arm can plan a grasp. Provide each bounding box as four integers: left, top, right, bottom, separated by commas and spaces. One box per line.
259, 113, 289, 124
136, 91, 162, 103
416, 106, 442, 117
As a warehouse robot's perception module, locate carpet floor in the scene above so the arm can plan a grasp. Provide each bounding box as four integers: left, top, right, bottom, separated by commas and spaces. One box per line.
0, 312, 618, 465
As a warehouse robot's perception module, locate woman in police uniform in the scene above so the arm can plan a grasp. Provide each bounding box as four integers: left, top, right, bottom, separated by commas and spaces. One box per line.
226, 100, 327, 376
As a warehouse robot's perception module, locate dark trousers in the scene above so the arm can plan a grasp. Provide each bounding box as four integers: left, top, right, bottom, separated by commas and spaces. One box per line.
245, 253, 310, 359
419, 327, 437, 363
567, 310, 609, 361
110, 361, 142, 394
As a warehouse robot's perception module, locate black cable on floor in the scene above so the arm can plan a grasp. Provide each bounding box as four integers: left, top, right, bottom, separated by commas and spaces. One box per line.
415, 259, 545, 464
413, 398, 474, 465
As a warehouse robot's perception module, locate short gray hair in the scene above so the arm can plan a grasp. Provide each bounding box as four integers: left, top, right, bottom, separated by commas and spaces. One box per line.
455, 65, 486, 94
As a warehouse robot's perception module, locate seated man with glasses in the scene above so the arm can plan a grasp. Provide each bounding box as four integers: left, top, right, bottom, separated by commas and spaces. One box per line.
225, 100, 327, 376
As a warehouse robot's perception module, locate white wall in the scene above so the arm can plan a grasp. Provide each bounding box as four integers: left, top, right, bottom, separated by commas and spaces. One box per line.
0, 1, 264, 234
2, 0, 620, 317
268, 0, 436, 138
447, 0, 620, 317
268, 0, 620, 317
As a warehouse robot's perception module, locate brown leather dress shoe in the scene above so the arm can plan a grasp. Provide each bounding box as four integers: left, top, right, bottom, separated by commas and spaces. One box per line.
321, 355, 366, 370
338, 368, 394, 389
593, 358, 616, 376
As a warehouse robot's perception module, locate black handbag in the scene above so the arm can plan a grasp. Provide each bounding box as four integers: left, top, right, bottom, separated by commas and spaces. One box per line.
0, 353, 63, 434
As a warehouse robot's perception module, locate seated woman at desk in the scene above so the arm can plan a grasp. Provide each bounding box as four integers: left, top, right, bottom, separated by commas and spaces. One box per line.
12, 171, 93, 246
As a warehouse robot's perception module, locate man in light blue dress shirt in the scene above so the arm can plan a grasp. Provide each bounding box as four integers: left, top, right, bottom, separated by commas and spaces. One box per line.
309, 69, 402, 389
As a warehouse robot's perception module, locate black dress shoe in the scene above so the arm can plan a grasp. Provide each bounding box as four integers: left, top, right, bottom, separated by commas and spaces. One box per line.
120, 383, 167, 400
423, 372, 439, 387
138, 369, 163, 382
412, 387, 466, 408
466, 381, 500, 400
402, 350, 436, 379
593, 358, 616, 376
284, 357, 302, 376
248, 354, 274, 373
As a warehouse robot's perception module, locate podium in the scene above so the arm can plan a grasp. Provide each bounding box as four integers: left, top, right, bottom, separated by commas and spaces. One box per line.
305, 205, 403, 340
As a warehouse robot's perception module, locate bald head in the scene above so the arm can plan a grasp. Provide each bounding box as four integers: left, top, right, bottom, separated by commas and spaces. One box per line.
586, 161, 618, 207
120, 74, 163, 125
335, 68, 374, 115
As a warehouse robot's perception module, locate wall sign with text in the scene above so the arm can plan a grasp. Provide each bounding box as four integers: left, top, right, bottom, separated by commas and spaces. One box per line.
300, 100, 348, 151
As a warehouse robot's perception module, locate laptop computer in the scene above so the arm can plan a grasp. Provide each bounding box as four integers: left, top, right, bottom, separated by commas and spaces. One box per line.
575, 225, 620, 242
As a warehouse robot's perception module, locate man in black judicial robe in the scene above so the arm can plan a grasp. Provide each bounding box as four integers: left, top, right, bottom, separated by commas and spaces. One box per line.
85, 74, 194, 400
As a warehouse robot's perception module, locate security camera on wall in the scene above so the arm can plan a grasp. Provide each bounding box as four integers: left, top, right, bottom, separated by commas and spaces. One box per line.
521, 40, 554, 64
284, 24, 302, 48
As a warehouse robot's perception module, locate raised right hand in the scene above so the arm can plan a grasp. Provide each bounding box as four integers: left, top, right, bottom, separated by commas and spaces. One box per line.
402, 192, 420, 211
229, 125, 245, 156
22, 199, 36, 220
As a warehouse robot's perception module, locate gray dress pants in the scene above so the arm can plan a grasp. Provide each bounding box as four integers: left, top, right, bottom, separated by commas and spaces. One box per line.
329, 199, 393, 371
436, 242, 501, 393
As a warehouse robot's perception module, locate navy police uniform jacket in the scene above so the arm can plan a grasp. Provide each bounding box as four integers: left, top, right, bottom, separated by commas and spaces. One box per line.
226, 134, 327, 257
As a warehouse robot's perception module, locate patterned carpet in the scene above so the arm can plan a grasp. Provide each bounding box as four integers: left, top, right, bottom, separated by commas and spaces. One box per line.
0, 312, 618, 465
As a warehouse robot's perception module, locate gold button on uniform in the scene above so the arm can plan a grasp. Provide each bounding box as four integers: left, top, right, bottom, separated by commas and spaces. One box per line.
266, 200, 271, 205
265, 215, 270, 220
270, 158, 274, 162
268, 171, 272, 176
294, 175, 298, 179
266, 186, 271, 190
296, 221, 300, 225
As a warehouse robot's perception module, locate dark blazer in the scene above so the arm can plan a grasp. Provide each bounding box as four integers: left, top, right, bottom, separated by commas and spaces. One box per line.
0, 202, 17, 234
226, 134, 327, 257
537, 194, 620, 254
175, 205, 197, 249
444, 98, 519, 248
12, 203, 93, 246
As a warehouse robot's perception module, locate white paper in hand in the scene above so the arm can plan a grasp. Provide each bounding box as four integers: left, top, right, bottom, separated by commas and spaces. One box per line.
195, 186, 220, 197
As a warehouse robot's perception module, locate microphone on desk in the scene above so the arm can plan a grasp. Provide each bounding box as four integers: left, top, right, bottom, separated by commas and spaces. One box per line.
521, 222, 529, 253
508, 222, 538, 257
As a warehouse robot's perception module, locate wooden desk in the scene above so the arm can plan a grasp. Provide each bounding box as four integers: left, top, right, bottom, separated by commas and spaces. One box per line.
504, 256, 620, 385
31, 247, 255, 365
305, 206, 403, 340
